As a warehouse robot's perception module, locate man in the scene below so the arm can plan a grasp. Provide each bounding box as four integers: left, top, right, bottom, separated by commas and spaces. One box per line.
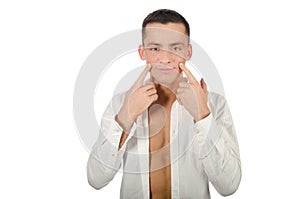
87, 9, 241, 199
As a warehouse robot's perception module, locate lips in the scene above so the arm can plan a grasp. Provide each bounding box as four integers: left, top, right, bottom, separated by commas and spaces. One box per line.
155, 65, 176, 72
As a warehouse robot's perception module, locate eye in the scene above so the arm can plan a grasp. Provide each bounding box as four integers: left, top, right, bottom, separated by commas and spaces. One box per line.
173, 46, 182, 51
149, 47, 160, 52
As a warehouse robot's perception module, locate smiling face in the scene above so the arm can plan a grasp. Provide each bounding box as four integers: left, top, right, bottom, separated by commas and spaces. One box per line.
139, 23, 192, 89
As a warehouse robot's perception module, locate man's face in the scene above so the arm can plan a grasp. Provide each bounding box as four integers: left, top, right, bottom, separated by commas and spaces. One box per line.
139, 23, 192, 86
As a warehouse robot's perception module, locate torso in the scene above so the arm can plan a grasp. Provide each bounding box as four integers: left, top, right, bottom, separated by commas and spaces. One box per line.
148, 95, 174, 199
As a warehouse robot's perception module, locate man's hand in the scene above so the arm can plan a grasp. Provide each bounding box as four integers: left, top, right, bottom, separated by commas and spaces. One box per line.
177, 63, 211, 122
116, 64, 158, 132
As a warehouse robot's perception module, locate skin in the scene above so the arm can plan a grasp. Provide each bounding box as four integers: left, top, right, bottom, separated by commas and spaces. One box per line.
116, 22, 211, 199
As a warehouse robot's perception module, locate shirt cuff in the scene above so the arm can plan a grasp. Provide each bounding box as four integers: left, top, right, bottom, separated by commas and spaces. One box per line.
194, 113, 223, 159
105, 115, 137, 151
193, 113, 221, 159
194, 113, 213, 135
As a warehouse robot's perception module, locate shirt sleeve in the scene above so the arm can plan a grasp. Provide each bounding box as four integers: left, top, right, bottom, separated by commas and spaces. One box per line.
87, 93, 136, 190
193, 93, 242, 196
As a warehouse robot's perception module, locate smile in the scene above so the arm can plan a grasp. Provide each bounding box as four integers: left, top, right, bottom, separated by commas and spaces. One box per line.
156, 66, 176, 73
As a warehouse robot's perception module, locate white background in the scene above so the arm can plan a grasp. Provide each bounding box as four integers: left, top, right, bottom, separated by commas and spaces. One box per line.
1, 0, 300, 198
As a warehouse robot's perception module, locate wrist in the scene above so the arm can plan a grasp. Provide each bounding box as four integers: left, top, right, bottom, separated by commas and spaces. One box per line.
194, 106, 211, 122
115, 111, 134, 133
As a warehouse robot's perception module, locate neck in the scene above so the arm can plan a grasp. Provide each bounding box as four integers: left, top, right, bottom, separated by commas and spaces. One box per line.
155, 84, 177, 107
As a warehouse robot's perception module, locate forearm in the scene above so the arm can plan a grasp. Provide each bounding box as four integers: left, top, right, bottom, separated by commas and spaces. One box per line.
194, 97, 241, 196
115, 111, 135, 150
87, 95, 129, 189
87, 118, 134, 189
87, 138, 122, 190
202, 136, 241, 196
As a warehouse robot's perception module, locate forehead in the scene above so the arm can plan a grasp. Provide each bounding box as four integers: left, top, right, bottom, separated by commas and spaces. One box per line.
143, 23, 189, 45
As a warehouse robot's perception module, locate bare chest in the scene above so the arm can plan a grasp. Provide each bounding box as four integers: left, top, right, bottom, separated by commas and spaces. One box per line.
148, 104, 172, 198
148, 104, 171, 152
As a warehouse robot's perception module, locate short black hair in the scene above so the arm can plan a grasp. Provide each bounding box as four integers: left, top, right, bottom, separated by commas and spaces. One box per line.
142, 9, 190, 43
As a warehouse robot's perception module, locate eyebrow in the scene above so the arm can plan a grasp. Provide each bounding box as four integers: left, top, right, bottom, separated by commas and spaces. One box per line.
169, 42, 186, 46
145, 42, 161, 47
145, 42, 186, 47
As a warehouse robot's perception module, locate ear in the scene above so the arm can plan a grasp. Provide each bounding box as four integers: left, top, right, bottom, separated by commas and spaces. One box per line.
138, 45, 146, 60
186, 44, 192, 60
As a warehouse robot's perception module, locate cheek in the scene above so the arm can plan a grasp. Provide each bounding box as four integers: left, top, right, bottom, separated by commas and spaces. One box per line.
175, 57, 185, 73
144, 53, 157, 62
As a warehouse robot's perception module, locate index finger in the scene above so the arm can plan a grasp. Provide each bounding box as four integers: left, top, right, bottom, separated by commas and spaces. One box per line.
132, 64, 152, 89
179, 63, 198, 84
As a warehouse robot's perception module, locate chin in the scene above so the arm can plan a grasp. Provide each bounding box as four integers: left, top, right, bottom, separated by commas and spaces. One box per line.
151, 74, 180, 88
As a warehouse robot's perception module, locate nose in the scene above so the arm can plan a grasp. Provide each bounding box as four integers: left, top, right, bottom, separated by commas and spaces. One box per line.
158, 49, 173, 65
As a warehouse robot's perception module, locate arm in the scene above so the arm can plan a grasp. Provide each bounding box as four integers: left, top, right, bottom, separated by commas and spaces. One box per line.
87, 94, 136, 190
87, 64, 157, 189
177, 63, 241, 195
194, 93, 241, 196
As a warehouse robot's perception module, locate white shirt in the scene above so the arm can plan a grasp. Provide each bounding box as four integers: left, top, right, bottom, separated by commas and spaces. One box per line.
87, 92, 241, 199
